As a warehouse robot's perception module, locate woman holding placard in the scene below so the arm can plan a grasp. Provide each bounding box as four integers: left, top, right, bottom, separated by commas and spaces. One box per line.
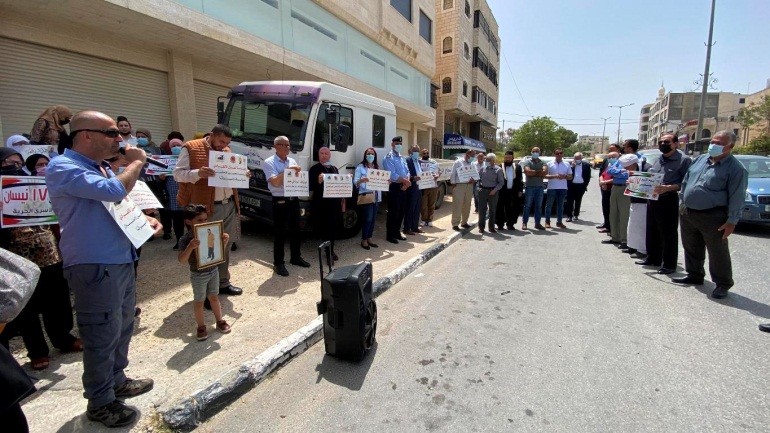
354, 148, 382, 250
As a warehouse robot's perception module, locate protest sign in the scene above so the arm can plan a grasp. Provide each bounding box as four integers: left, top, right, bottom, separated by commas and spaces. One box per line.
129, 180, 163, 210
16, 145, 54, 163
418, 175, 437, 190
207, 151, 249, 188
456, 165, 479, 183
322, 173, 353, 198
283, 169, 309, 197
144, 155, 178, 175
103, 196, 155, 249
624, 171, 664, 200
365, 169, 390, 192
0, 176, 57, 228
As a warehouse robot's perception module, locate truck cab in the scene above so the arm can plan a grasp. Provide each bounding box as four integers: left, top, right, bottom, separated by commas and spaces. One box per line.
218, 81, 396, 238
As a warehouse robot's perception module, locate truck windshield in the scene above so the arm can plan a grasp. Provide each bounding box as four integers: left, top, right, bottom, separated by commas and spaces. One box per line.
223, 95, 311, 150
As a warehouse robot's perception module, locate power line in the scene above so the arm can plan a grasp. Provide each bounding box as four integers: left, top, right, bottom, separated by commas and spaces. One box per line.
501, 50, 531, 116
498, 111, 617, 121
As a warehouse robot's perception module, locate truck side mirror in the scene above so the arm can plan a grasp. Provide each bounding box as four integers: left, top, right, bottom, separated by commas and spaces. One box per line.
334, 124, 351, 152
217, 98, 225, 123
326, 108, 340, 126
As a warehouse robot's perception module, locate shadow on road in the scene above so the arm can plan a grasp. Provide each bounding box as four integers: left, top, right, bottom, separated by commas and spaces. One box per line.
314, 342, 379, 391
735, 223, 770, 239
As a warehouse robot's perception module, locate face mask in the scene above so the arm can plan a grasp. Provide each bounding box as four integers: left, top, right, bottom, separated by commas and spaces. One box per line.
366, 154, 375, 163
35, 166, 47, 176
707, 143, 724, 157
411, 152, 420, 160
0, 166, 25, 176
118, 166, 126, 174
323, 161, 332, 166
137, 137, 149, 146
608, 158, 618, 165
171, 146, 182, 155
422, 156, 429, 160
531, 152, 540, 159
658, 144, 672, 154
394, 144, 403, 153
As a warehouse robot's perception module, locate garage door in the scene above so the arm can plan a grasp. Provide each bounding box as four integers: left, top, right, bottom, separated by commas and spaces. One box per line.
194, 80, 230, 133
0, 38, 171, 143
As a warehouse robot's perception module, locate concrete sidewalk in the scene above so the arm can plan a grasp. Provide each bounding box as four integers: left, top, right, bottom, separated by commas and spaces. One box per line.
13, 197, 478, 432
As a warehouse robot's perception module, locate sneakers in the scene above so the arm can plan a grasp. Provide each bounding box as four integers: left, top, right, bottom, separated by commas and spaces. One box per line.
197, 325, 208, 341
114, 377, 154, 398
426, 221, 433, 227
216, 320, 232, 334
87, 400, 138, 428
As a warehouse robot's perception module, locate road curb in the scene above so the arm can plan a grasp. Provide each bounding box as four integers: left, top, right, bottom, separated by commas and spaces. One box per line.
162, 223, 476, 430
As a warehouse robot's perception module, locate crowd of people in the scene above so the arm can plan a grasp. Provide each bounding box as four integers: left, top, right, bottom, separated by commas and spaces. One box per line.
1, 103, 767, 431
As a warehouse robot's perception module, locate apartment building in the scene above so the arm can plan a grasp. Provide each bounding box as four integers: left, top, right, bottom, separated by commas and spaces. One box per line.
0, 0, 436, 147
576, 135, 609, 155
639, 85, 746, 149
433, 0, 499, 157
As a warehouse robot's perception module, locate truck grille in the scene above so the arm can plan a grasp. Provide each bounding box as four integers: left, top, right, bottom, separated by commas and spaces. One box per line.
758, 195, 770, 205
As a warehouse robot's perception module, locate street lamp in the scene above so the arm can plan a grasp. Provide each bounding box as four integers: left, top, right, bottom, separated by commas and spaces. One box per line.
608, 103, 634, 147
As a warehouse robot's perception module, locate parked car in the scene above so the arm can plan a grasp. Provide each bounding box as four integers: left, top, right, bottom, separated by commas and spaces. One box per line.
591, 153, 608, 169
736, 154, 770, 224
639, 148, 663, 167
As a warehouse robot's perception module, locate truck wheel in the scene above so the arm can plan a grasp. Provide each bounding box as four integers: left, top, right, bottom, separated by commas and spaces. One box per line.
339, 198, 363, 239
434, 183, 446, 210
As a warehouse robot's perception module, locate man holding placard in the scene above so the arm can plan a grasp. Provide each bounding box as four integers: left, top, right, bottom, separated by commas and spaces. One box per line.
263, 136, 311, 276
46, 111, 162, 427
174, 124, 243, 297
450, 148, 477, 231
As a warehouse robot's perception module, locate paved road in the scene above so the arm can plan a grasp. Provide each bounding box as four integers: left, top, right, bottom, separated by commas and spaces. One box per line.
200, 188, 770, 432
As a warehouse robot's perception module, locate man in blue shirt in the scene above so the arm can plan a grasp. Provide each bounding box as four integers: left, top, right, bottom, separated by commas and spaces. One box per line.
263, 135, 311, 276
46, 111, 161, 428
382, 136, 411, 243
673, 131, 748, 299
602, 139, 641, 249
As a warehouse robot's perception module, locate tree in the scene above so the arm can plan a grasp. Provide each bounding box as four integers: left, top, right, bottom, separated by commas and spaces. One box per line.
508, 116, 561, 155
738, 95, 770, 136
556, 127, 578, 148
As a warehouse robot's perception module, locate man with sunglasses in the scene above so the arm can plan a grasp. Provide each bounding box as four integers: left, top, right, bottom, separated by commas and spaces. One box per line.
46, 111, 162, 427
636, 133, 691, 274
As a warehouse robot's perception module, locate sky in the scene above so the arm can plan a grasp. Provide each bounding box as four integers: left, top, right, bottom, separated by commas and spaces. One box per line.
485, 0, 770, 143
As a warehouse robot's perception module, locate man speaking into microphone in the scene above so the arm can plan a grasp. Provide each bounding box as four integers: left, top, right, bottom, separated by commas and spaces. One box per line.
46, 111, 162, 427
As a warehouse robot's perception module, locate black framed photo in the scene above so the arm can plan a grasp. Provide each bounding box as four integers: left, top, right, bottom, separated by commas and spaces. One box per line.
193, 220, 225, 270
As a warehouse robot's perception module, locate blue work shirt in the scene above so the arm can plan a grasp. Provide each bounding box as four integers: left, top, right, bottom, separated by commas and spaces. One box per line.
262, 154, 298, 197
681, 154, 748, 225
46, 149, 137, 267
354, 163, 382, 203
382, 151, 409, 182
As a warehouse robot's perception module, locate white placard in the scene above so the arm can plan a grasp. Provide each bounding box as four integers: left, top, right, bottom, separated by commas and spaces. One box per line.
16, 145, 55, 162
283, 169, 309, 197
365, 169, 391, 192
207, 151, 249, 189
129, 180, 163, 210
322, 173, 353, 198
102, 196, 155, 249
1, 176, 57, 228
456, 165, 479, 183
418, 175, 437, 190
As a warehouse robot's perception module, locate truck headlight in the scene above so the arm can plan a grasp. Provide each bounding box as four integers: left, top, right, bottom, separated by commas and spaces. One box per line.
745, 191, 753, 202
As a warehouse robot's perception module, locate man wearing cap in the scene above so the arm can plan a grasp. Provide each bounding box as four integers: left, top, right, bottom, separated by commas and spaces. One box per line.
602, 142, 637, 248
174, 124, 244, 294
673, 131, 748, 299
382, 136, 411, 243
450, 148, 477, 230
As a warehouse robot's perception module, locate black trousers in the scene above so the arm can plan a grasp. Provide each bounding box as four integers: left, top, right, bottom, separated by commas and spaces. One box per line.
272, 198, 302, 265
680, 207, 734, 288
386, 183, 407, 240
646, 192, 680, 268
565, 182, 587, 218
0, 262, 76, 359
495, 187, 521, 228
0, 403, 28, 433
313, 199, 341, 253
169, 210, 185, 242
601, 186, 612, 228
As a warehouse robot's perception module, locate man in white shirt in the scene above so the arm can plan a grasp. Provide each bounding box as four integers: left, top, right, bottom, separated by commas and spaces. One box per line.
544, 148, 572, 228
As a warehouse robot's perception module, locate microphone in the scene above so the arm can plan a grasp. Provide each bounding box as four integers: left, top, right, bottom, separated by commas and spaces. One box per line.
119, 148, 169, 169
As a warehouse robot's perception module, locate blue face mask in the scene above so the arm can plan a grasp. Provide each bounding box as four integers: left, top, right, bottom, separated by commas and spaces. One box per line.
707, 143, 724, 157
531, 152, 540, 159
411, 152, 420, 160
323, 160, 332, 166
366, 154, 375, 163
117, 166, 125, 174
171, 146, 182, 155
394, 144, 403, 153
608, 158, 618, 165
136, 137, 149, 147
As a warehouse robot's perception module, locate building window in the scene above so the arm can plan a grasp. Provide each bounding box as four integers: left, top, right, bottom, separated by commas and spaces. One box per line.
464, 42, 470, 59
442, 77, 452, 94
465, 0, 471, 18
419, 11, 432, 44
462, 81, 468, 97
739, 98, 746, 103
390, 0, 411, 22
442, 37, 453, 54
443, 0, 453, 10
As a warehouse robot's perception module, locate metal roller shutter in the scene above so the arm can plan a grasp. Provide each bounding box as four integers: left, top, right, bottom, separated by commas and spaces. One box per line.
0, 38, 171, 143
194, 80, 230, 133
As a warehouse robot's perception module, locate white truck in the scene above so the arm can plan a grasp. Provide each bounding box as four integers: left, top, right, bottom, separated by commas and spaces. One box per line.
218, 81, 451, 238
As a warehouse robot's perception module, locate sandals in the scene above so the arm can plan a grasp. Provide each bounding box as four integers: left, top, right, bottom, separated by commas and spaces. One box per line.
31, 356, 50, 370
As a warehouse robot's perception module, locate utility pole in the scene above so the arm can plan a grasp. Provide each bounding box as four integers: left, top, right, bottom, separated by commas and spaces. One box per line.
600, 116, 611, 153
696, 0, 716, 143
608, 104, 634, 148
